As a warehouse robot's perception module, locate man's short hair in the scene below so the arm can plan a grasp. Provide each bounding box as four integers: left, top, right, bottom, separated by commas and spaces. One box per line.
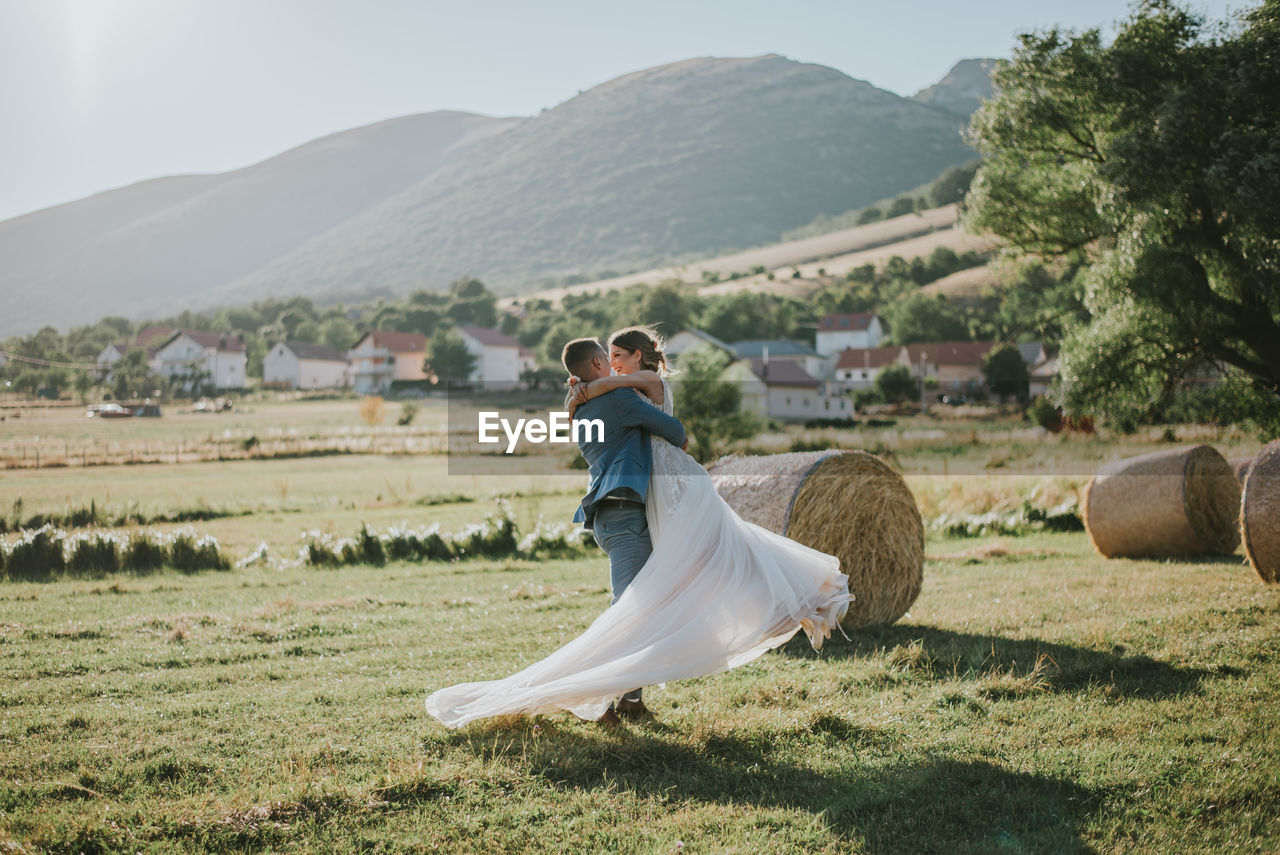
562, 337, 605, 376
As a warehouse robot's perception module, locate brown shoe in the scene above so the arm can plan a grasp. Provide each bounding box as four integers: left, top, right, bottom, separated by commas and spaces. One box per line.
597, 706, 622, 726
615, 698, 654, 719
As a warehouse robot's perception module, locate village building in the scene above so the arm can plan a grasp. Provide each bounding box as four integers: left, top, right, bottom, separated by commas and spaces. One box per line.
457, 326, 536, 389
832, 346, 907, 389
814, 313, 886, 356
1030, 355, 1059, 398
348, 331, 428, 395
903, 341, 995, 395
730, 339, 826, 379
153, 330, 247, 391
725, 358, 852, 422
263, 341, 350, 389
95, 326, 177, 381
665, 329, 734, 361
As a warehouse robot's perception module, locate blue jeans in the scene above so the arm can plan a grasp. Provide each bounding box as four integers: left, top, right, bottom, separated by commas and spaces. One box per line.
592, 504, 652, 605
591, 504, 651, 704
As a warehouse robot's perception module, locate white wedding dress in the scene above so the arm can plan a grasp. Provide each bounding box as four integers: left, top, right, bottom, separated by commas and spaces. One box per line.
426, 378, 853, 728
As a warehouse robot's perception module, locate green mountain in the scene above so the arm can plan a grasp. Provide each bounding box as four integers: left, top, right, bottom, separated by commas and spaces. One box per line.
226, 54, 977, 303
0, 112, 518, 336
911, 58, 999, 119
0, 54, 980, 336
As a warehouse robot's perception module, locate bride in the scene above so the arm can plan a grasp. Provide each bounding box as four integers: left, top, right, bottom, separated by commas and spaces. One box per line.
426, 326, 853, 728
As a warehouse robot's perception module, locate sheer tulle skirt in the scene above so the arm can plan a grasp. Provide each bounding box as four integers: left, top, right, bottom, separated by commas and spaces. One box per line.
426, 450, 853, 728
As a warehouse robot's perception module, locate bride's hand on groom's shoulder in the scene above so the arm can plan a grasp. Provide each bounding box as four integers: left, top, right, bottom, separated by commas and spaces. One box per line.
566, 377, 590, 406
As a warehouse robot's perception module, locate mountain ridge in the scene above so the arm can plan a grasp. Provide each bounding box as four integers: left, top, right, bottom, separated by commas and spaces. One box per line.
1, 54, 991, 336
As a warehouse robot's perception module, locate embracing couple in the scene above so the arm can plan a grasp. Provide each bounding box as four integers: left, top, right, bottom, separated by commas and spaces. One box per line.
427, 326, 853, 728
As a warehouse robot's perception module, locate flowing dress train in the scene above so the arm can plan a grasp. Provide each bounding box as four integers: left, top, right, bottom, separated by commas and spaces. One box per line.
426, 378, 853, 727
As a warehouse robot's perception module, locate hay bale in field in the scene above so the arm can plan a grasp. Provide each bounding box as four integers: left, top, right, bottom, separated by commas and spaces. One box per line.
708, 450, 923, 627
1241, 440, 1280, 584
1082, 445, 1239, 558
1230, 457, 1255, 486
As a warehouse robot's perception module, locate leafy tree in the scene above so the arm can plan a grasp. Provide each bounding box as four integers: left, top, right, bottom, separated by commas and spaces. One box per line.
672, 347, 759, 463
425, 329, 476, 386
446, 298, 497, 329
449, 277, 490, 300
929, 160, 981, 207
319, 316, 357, 351
882, 293, 970, 345
876, 363, 917, 404
855, 207, 883, 225
885, 196, 916, 218
639, 282, 699, 336
983, 344, 1031, 402
965, 1, 1280, 426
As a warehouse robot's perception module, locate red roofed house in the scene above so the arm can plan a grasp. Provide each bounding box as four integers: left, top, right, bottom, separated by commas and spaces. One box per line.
95, 326, 178, 381
154, 330, 248, 391
457, 326, 536, 389
903, 341, 994, 394
832, 346, 908, 389
348, 331, 428, 394
724, 358, 852, 421
815, 313, 886, 356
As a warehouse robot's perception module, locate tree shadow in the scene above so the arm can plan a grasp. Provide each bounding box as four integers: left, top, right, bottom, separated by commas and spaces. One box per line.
783, 625, 1212, 699
431, 723, 1099, 854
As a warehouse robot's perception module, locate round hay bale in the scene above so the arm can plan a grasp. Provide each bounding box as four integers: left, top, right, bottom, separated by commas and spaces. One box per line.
1082, 445, 1240, 558
1230, 456, 1255, 486
1242, 440, 1280, 584
708, 450, 923, 627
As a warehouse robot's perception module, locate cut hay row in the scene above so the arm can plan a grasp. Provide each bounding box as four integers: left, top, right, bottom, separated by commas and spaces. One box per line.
708, 450, 924, 628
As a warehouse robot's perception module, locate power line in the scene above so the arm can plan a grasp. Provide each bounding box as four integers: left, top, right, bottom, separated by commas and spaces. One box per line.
0, 349, 100, 370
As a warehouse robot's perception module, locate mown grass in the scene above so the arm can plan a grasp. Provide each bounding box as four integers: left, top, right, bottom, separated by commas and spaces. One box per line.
2, 529, 1278, 853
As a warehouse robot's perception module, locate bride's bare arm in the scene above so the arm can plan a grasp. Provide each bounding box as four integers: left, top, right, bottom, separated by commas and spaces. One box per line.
578, 370, 664, 405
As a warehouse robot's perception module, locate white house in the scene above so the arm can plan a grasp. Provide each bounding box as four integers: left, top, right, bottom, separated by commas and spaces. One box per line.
730, 340, 827, 380
665, 329, 734, 361
832, 346, 908, 389
724, 358, 851, 422
457, 326, 535, 389
1030, 356, 1059, 398
264, 341, 350, 390
815, 313, 886, 356
153, 330, 247, 391
902, 341, 994, 394
95, 326, 176, 381
348, 331, 428, 395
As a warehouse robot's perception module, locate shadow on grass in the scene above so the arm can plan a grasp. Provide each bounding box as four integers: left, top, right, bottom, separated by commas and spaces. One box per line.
784, 624, 1210, 699
438, 724, 1098, 854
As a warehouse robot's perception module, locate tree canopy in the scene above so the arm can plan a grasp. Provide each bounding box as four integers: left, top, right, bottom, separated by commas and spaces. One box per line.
964, 0, 1280, 425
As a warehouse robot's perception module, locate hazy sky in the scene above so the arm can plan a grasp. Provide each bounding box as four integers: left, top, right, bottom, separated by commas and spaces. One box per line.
0, 0, 1244, 222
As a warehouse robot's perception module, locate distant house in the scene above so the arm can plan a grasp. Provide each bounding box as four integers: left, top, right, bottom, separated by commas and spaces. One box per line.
815, 313, 886, 356
665, 329, 734, 361
832, 346, 907, 389
154, 330, 247, 391
95, 326, 176, 380
725, 358, 851, 422
1030, 356, 1059, 398
1018, 341, 1046, 367
348, 331, 427, 395
263, 341, 350, 390
903, 341, 994, 393
457, 326, 535, 389
730, 339, 826, 380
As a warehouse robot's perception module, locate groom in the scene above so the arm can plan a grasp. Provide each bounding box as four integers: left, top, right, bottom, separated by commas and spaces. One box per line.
561, 337, 687, 722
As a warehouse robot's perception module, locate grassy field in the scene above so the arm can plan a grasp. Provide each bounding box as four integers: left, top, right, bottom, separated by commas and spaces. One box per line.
1, 400, 1276, 852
